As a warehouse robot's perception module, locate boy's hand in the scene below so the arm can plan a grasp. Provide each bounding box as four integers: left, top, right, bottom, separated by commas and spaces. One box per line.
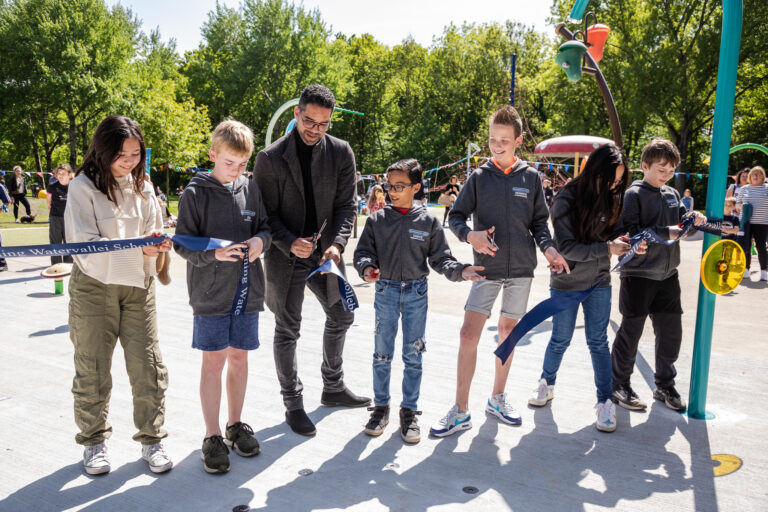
669, 226, 683, 240
215, 243, 246, 262
246, 237, 264, 262
461, 265, 486, 281
363, 266, 380, 282
688, 210, 707, 225
467, 226, 497, 256
545, 247, 570, 274
320, 242, 342, 266
141, 232, 171, 256
290, 236, 315, 258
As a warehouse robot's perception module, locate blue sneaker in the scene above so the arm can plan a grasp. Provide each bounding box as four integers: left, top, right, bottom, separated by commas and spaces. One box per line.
429, 405, 472, 437
486, 392, 522, 425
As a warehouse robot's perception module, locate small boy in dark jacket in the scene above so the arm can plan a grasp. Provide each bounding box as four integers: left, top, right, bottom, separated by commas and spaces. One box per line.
354, 159, 484, 444
174, 120, 272, 473
611, 138, 705, 412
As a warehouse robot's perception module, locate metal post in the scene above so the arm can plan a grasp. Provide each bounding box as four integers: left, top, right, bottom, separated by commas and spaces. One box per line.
688, 0, 743, 420
510, 54, 517, 106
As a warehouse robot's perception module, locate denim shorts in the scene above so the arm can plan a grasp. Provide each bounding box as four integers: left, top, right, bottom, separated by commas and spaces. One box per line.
465, 277, 533, 319
192, 312, 260, 351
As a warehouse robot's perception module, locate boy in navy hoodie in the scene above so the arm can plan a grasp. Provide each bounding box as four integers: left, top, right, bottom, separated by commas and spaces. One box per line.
354, 159, 484, 444
431, 105, 569, 437
174, 120, 272, 473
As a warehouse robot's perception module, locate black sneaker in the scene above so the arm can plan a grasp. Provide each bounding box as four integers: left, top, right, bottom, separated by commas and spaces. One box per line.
399, 408, 422, 444
225, 422, 260, 457
653, 386, 687, 412
364, 406, 390, 436
286, 409, 316, 436
201, 435, 230, 474
613, 384, 647, 411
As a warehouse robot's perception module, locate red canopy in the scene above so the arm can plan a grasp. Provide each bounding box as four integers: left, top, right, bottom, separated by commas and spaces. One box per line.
534, 135, 614, 158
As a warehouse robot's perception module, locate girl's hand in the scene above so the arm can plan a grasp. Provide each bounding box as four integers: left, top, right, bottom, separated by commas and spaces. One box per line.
214, 243, 246, 262
363, 266, 380, 282
607, 236, 632, 256
142, 233, 171, 256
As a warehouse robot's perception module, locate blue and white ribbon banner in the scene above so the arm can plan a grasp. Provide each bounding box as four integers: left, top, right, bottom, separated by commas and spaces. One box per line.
306, 259, 359, 312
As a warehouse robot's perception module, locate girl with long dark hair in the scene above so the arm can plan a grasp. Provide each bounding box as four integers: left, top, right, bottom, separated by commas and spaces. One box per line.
528, 143, 635, 433
65, 115, 173, 475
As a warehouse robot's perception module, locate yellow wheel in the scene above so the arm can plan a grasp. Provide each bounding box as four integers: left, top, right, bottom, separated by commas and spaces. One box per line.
700, 239, 746, 294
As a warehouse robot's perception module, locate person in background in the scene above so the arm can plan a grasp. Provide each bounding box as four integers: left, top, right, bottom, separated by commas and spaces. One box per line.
46, 164, 74, 265
726, 168, 749, 200
721, 197, 740, 242
681, 189, 694, 212
368, 185, 387, 215
737, 166, 768, 281
543, 179, 555, 208
7, 166, 32, 223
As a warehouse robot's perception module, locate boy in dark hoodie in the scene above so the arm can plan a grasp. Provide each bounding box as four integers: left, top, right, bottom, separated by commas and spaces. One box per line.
611, 139, 705, 413
430, 105, 569, 438
174, 120, 272, 473
354, 159, 484, 444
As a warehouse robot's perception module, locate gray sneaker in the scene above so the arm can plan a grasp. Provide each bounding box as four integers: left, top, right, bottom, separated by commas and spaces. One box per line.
613, 384, 647, 411
142, 443, 173, 473
399, 408, 422, 444
83, 443, 110, 475
364, 405, 390, 437
653, 386, 687, 412
201, 435, 230, 474
225, 422, 260, 457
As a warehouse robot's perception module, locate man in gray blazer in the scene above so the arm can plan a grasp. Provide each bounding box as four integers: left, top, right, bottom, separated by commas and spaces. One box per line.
254, 84, 371, 436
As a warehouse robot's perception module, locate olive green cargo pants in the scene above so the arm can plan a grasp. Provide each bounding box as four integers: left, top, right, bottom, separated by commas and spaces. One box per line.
68, 264, 168, 446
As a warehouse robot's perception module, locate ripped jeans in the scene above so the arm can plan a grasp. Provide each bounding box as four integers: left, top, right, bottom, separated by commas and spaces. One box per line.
372, 278, 428, 410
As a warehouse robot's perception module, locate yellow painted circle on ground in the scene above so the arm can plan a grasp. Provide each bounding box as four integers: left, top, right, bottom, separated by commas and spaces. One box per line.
700, 239, 746, 294
712, 454, 742, 477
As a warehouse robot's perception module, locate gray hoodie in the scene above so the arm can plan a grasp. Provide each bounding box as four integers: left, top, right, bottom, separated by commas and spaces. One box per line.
448, 160, 554, 279
174, 172, 272, 316
549, 185, 616, 291
618, 179, 687, 280
354, 204, 468, 282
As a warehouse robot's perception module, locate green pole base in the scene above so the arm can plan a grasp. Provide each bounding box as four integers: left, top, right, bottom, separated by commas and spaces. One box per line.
54, 279, 64, 295
682, 410, 716, 420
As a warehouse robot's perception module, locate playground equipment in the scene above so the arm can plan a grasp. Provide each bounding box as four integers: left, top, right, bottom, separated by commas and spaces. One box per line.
564, 1, 743, 419
700, 240, 746, 295
264, 98, 364, 148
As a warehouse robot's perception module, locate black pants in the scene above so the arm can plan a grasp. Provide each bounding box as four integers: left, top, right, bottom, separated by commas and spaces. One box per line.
745, 223, 768, 271
273, 255, 354, 411
12, 193, 31, 219
611, 274, 683, 390
0, 229, 6, 267
49, 216, 73, 264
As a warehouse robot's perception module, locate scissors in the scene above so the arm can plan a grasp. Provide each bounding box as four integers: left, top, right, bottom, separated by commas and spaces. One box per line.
486, 229, 498, 255
312, 218, 327, 254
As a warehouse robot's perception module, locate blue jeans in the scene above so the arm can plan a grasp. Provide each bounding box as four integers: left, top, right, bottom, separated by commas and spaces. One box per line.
541, 286, 613, 403
372, 278, 428, 410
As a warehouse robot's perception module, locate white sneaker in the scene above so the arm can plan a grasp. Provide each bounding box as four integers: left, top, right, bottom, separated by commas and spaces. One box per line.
142, 443, 173, 473
744, 268, 751, 278
486, 392, 522, 425
83, 443, 110, 475
429, 405, 472, 437
528, 378, 555, 407
761, 270, 767, 281
595, 400, 617, 432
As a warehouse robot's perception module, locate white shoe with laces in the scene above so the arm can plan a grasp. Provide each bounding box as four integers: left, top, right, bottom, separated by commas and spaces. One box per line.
486, 392, 522, 425
761, 270, 767, 282
528, 378, 555, 407
142, 442, 173, 473
595, 400, 617, 432
83, 443, 110, 475
429, 404, 472, 437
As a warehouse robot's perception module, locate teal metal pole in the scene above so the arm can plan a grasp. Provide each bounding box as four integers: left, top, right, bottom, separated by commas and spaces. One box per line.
688, 0, 743, 419
568, 0, 590, 22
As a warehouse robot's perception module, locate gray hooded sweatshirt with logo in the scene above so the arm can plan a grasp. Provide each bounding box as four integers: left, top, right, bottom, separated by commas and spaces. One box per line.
448, 159, 554, 280
618, 179, 687, 281
174, 172, 272, 316
354, 204, 468, 282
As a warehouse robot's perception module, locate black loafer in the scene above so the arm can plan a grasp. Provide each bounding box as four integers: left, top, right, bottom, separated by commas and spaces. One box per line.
321, 388, 371, 408
285, 409, 316, 436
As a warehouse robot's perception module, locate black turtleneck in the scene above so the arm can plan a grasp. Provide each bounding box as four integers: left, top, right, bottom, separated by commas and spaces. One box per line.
294, 128, 318, 237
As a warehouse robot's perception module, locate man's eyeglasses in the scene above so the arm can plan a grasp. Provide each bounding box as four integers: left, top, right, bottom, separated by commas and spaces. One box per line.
383, 183, 414, 193
300, 116, 331, 132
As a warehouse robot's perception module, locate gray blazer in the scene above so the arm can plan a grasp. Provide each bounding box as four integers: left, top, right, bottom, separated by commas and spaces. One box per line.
253, 131, 357, 310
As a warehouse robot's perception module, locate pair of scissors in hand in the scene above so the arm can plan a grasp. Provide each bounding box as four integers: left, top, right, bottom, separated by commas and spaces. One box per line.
312, 219, 327, 254
486, 229, 499, 255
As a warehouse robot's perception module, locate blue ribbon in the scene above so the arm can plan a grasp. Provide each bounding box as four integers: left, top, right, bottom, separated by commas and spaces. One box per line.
306, 259, 359, 312
230, 246, 250, 316
494, 284, 599, 364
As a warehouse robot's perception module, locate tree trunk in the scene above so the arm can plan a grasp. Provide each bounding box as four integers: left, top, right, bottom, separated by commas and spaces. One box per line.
29, 128, 43, 174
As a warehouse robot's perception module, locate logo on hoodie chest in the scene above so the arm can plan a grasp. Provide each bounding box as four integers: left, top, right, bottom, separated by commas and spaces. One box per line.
513, 187, 530, 199
409, 229, 429, 242
241, 209, 255, 222
666, 199, 679, 208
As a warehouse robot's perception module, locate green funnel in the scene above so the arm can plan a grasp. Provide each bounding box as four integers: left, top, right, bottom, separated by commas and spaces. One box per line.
555, 40, 588, 82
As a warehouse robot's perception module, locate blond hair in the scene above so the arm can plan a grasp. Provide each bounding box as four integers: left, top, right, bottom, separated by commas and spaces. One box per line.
211, 119, 254, 156
748, 166, 766, 184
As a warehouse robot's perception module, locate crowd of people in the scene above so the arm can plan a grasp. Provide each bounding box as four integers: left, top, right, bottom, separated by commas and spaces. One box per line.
0, 83, 766, 480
